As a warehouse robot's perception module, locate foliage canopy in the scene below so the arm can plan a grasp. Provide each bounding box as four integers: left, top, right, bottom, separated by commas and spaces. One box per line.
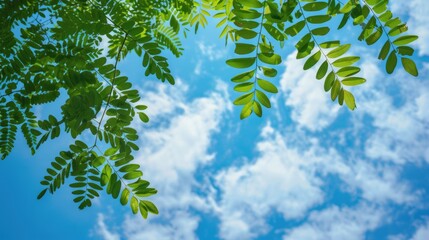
0, 0, 419, 219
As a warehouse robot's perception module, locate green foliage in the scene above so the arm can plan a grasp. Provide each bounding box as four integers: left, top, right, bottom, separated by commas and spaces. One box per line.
224, 0, 418, 115
0, 0, 420, 219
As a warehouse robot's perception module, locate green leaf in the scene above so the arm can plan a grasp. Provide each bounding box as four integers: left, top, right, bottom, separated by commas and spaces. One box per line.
257, 79, 278, 93
397, 46, 414, 56
264, 24, 285, 41
104, 148, 118, 157
233, 9, 262, 19
37, 189, 47, 200
123, 171, 143, 180
135, 105, 148, 110
261, 67, 277, 77
296, 41, 315, 59
130, 197, 138, 214
241, 0, 263, 8
303, 2, 328, 11
120, 188, 130, 206
88, 182, 103, 191
93, 156, 105, 168
311, 27, 330, 36
253, 101, 262, 117
337, 66, 360, 77
338, 89, 344, 106
344, 90, 356, 110
138, 112, 149, 123
378, 41, 390, 60
331, 80, 341, 101
234, 82, 254, 92
101, 165, 112, 186
258, 53, 282, 65
285, 21, 305, 36
240, 102, 253, 120
233, 92, 254, 105
142, 200, 159, 214
107, 174, 117, 194
307, 15, 331, 24
73, 196, 85, 203
365, 27, 382, 45
112, 181, 121, 199
304, 51, 321, 70
236, 29, 258, 39
401, 57, 418, 77
338, 12, 350, 29
139, 202, 148, 219
327, 44, 350, 58
75, 140, 88, 149
70, 182, 86, 188
119, 164, 140, 173
324, 71, 335, 92
226, 58, 256, 68
392, 35, 418, 46
320, 41, 340, 48
256, 90, 271, 108
341, 77, 366, 86
316, 61, 328, 80
235, 43, 256, 55
231, 70, 255, 83
386, 51, 397, 74
340, 1, 355, 13
332, 56, 360, 67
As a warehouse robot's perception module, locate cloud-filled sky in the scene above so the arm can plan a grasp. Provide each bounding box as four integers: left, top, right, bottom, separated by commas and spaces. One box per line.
1, 2, 429, 240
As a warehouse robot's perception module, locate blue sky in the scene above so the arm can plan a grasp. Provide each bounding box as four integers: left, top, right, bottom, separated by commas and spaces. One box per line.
1, 1, 429, 240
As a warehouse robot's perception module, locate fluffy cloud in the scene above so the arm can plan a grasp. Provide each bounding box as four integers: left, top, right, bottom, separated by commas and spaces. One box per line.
283, 204, 383, 240
94, 214, 120, 240
198, 42, 227, 61
354, 60, 429, 164
280, 52, 340, 131
337, 160, 416, 204
96, 79, 231, 239
213, 121, 415, 239
136, 80, 231, 210
122, 211, 199, 240
94, 22, 428, 240
411, 219, 429, 240
213, 53, 421, 239
214, 127, 330, 239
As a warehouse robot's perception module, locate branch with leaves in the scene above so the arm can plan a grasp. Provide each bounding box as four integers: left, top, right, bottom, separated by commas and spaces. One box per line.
0, 0, 420, 219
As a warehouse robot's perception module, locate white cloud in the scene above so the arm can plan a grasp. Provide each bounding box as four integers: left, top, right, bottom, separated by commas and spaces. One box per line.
213, 56, 421, 237
214, 125, 343, 239
94, 29, 428, 240
213, 120, 416, 239
388, 234, 407, 240
194, 59, 202, 75
354, 60, 429, 164
136, 80, 188, 122
411, 219, 429, 240
136, 80, 230, 210
97, 79, 231, 239
198, 42, 227, 61
122, 211, 199, 240
337, 160, 416, 204
94, 214, 121, 240
280, 52, 340, 131
283, 204, 384, 240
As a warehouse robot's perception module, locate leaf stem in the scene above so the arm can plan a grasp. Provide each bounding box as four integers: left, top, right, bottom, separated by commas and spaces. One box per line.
253, 1, 267, 102
92, 33, 128, 149
361, 0, 398, 53
298, 1, 337, 75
